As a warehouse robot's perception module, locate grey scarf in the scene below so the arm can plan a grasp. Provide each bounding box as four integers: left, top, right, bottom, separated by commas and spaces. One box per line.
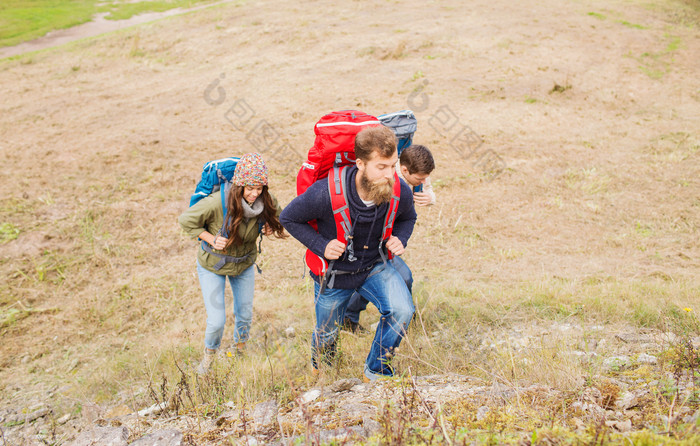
242, 197, 264, 220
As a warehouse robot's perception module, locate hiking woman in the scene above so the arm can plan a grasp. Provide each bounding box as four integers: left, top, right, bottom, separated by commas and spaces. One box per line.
178, 153, 286, 374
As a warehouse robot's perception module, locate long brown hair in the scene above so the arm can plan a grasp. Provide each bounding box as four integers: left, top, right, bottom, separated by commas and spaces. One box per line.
223, 185, 286, 250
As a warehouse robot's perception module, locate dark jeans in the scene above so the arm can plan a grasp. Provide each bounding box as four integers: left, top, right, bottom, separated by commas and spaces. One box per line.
312, 260, 414, 379
345, 256, 413, 324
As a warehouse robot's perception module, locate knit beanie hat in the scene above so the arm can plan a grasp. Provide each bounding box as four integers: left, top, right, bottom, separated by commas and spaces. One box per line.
233, 153, 268, 186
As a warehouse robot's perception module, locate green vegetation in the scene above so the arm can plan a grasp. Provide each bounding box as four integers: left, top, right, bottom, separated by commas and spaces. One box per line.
103, 286, 700, 444
631, 34, 683, 79
619, 20, 648, 29
0, 222, 19, 243
587, 11, 606, 20
0, 0, 218, 47
99, 0, 219, 21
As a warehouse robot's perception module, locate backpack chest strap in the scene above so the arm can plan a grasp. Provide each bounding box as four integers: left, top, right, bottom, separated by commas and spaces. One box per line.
201, 242, 252, 270
328, 165, 356, 262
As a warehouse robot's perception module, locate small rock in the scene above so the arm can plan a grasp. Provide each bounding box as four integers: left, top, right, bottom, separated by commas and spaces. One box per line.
605, 419, 632, 432
340, 403, 376, 423
476, 406, 489, 421
128, 429, 182, 446
106, 404, 132, 418
137, 402, 168, 417
8, 407, 51, 424
216, 410, 237, 426
72, 426, 129, 446
577, 339, 598, 351
284, 326, 295, 337
363, 416, 381, 435
242, 436, 258, 446
637, 353, 657, 365
615, 333, 653, 344
57, 414, 71, 425
329, 378, 362, 393
252, 399, 278, 434
299, 389, 321, 404
571, 401, 604, 416
603, 356, 630, 371
692, 337, 700, 350
616, 391, 638, 410
314, 426, 370, 443
487, 382, 515, 401
608, 377, 630, 389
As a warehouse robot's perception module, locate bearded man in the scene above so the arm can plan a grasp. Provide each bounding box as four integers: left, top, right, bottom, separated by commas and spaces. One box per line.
280, 125, 417, 381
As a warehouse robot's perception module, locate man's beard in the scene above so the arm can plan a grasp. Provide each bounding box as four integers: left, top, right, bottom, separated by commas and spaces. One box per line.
359, 171, 395, 205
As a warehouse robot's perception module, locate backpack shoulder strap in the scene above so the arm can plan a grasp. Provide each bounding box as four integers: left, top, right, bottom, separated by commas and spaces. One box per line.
220, 182, 231, 238
328, 165, 357, 262
328, 166, 351, 242
380, 172, 402, 259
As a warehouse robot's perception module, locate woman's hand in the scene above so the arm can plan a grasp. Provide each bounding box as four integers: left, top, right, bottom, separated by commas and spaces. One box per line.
262, 223, 273, 236
212, 236, 228, 250
199, 231, 228, 250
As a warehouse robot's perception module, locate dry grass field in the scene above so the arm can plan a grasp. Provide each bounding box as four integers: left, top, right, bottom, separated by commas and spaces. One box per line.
1, 0, 699, 444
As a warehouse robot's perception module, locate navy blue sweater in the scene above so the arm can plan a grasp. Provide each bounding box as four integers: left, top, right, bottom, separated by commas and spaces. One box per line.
280, 166, 417, 289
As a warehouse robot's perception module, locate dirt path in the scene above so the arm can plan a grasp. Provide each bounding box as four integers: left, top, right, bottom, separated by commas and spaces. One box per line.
0, 0, 698, 441
0, 0, 235, 59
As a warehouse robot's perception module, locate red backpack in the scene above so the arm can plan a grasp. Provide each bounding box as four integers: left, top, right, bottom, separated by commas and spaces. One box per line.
296, 110, 402, 284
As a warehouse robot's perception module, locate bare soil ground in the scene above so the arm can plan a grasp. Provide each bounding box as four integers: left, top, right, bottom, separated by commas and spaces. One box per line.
0, 0, 699, 443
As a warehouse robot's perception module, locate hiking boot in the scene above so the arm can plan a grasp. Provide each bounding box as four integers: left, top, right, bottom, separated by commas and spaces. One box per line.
342, 318, 369, 335
363, 364, 394, 383
225, 342, 246, 358
195, 348, 216, 375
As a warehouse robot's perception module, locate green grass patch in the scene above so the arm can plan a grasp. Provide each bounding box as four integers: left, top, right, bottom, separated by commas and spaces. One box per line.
587, 11, 606, 20
0, 0, 98, 47
665, 34, 682, 52
0, 0, 218, 48
99, 0, 219, 22
619, 20, 648, 29
627, 34, 682, 79
0, 222, 19, 243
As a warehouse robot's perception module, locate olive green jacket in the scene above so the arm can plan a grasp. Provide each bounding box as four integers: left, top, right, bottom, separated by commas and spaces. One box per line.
178, 192, 281, 276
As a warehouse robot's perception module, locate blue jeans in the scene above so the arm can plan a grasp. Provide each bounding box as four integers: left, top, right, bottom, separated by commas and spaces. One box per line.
345, 256, 413, 324
196, 261, 255, 350
312, 261, 414, 379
